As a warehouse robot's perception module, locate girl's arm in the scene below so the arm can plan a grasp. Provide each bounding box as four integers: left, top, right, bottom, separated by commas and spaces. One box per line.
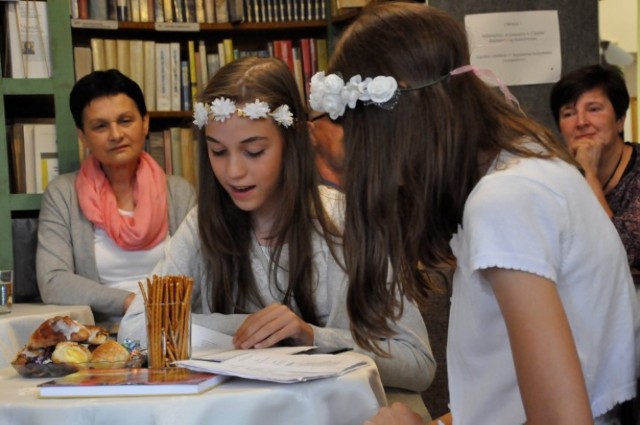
483, 267, 594, 425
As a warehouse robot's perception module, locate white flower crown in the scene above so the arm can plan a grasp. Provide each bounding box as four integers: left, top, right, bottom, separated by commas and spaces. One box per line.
308, 66, 520, 120
193, 97, 295, 129
308, 72, 399, 120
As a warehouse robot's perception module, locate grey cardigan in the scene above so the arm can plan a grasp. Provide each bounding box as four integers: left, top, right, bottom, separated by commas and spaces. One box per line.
119, 207, 436, 393
36, 172, 196, 321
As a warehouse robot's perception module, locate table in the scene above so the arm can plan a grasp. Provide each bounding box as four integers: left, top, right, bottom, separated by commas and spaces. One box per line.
0, 353, 386, 425
0, 303, 94, 368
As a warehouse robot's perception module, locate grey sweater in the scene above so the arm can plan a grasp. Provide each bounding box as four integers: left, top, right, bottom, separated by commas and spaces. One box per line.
36, 172, 196, 323
119, 207, 436, 392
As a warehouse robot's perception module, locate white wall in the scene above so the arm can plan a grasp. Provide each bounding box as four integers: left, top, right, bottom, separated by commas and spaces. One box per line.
599, 0, 637, 139
599, 0, 637, 53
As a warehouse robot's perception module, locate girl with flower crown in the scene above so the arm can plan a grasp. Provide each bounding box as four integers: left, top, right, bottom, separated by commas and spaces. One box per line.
119, 56, 436, 408
308, 3, 639, 425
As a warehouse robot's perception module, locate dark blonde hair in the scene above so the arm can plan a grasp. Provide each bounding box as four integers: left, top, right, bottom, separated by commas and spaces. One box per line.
330, 2, 576, 353
196, 56, 338, 323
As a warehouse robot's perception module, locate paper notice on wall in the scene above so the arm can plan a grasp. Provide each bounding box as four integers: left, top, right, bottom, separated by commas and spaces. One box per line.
464, 10, 561, 86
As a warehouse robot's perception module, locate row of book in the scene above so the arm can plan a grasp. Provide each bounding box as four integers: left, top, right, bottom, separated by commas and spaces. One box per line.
71, 0, 327, 24
7, 121, 58, 194
7, 121, 199, 194
147, 127, 199, 187
75, 37, 328, 112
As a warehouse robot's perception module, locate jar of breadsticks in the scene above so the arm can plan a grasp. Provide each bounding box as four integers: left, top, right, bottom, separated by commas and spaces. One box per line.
139, 275, 194, 369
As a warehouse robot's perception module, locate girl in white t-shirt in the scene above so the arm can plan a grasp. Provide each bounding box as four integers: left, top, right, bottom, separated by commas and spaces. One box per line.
308, 3, 639, 424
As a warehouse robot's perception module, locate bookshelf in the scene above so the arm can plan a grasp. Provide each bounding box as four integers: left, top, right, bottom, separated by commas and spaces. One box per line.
0, 1, 77, 270
0, 1, 356, 271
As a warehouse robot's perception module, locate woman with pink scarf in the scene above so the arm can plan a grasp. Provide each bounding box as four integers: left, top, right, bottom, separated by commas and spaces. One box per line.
36, 69, 195, 334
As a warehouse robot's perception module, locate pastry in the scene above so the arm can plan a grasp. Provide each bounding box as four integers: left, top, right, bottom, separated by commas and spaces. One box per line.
27, 316, 90, 349
90, 340, 131, 369
12, 345, 52, 366
51, 341, 92, 365
85, 325, 109, 345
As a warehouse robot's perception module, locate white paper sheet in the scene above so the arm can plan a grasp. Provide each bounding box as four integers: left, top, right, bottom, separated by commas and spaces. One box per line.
464, 10, 561, 86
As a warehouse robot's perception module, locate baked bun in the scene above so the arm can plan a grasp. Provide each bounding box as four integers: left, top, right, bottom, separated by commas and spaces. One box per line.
90, 340, 130, 368
27, 316, 90, 349
85, 325, 109, 345
51, 341, 92, 365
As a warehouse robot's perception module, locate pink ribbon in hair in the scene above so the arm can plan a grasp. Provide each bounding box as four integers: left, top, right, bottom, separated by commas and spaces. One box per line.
450, 65, 521, 109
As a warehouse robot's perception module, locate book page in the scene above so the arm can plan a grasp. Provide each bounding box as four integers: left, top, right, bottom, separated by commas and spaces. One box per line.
176, 352, 368, 383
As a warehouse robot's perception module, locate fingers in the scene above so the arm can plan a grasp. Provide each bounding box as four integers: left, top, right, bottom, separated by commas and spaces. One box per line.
233, 304, 313, 349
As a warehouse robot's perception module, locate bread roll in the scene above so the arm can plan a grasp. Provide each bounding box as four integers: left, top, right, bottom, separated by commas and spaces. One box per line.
51, 341, 92, 365
90, 340, 130, 368
27, 316, 90, 349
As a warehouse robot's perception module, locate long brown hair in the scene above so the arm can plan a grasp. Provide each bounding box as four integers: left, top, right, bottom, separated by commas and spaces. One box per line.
329, 2, 576, 353
196, 56, 338, 323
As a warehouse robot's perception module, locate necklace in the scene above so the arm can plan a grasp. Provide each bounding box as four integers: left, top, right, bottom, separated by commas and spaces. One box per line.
603, 146, 625, 189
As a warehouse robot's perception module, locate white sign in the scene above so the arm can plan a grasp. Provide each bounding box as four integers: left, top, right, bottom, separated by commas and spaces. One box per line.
464, 10, 561, 86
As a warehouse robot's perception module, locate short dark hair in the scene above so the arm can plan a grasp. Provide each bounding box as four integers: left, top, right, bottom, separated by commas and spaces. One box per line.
69, 69, 147, 129
549, 63, 629, 126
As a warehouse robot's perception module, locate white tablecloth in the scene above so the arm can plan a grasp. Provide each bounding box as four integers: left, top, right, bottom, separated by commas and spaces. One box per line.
0, 353, 386, 425
0, 303, 94, 368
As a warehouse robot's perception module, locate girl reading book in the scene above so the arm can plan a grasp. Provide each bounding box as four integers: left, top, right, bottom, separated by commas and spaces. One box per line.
119, 57, 435, 413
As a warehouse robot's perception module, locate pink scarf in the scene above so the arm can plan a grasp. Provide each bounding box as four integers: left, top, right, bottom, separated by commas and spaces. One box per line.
76, 151, 168, 251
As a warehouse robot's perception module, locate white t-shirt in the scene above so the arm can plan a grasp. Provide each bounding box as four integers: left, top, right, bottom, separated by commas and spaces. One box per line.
448, 151, 639, 424
94, 210, 167, 326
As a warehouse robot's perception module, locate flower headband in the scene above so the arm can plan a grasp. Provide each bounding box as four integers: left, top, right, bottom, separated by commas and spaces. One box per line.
193, 98, 295, 129
308, 65, 520, 119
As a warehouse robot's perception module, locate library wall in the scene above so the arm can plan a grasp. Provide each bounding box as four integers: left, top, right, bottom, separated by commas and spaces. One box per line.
430, 0, 600, 134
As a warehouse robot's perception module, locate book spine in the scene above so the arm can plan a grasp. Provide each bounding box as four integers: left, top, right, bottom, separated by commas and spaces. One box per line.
204, 0, 216, 23
223, 39, 234, 65
143, 40, 157, 111
170, 127, 183, 177
180, 128, 197, 187
170, 42, 182, 112
104, 39, 117, 70
88, 0, 109, 20
198, 40, 208, 90
73, 46, 93, 82
187, 41, 198, 107
116, 39, 131, 78
215, 0, 229, 23
129, 40, 145, 97
181, 60, 192, 111
90, 38, 106, 71
155, 43, 171, 111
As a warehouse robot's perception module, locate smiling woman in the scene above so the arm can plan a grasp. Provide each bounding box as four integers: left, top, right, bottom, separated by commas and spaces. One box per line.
550, 63, 640, 270
36, 69, 196, 334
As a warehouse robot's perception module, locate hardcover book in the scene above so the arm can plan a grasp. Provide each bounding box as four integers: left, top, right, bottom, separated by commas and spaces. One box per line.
38, 367, 228, 398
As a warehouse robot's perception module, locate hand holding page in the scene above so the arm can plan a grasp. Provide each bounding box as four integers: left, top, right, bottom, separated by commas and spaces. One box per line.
191, 323, 316, 361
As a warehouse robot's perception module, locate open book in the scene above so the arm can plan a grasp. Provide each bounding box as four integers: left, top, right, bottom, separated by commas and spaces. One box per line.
178, 324, 364, 383
38, 367, 228, 398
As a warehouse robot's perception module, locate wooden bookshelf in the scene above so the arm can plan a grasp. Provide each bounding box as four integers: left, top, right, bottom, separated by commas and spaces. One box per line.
0, 1, 77, 270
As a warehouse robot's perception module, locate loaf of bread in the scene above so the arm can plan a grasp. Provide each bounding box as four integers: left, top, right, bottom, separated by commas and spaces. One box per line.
27, 316, 90, 349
